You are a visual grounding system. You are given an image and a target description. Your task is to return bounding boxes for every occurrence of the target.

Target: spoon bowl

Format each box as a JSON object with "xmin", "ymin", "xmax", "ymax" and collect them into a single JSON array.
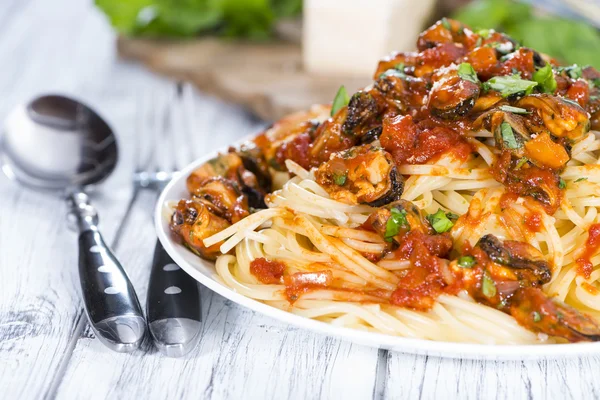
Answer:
[
  {"xmin": 1, "ymin": 95, "xmax": 117, "ymax": 191},
  {"xmin": 0, "ymin": 94, "xmax": 146, "ymax": 352}
]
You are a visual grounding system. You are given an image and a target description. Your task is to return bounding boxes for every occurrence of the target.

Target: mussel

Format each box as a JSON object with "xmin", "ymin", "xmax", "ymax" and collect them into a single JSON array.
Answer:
[
  {"xmin": 314, "ymin": 145, "xmax": 403, "ymax": 206},
  {"xmin": 170, "ymin": 199, "xmax": 231, "ymax": 261},
  {"xmin": 342, "ymin": 91, "xmax": 379, "ymax": 134},
  {"xmin": 456, "ymin": 234, "xmax": 600, "ymax": 342},
  {"xmin": 190, "ymin": 177, "xmax": 249, "ymax": 223},
  {"xmin": 428, "ymin": 66, "xmax": 480, "ymax": 119},
  {"xmin": 364, "ymin": 199, "xmax": 432, "ymax": 241},
  {"xmin": 476, "ymin": 235, "xmax": 552, "ymax": 285},
  {"xmin": 516, "ymin": 94, "xmax": 590, "ymax": 142}
]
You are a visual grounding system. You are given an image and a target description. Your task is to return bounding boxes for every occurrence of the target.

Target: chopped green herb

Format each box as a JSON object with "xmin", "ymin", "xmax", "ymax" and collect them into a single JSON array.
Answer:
[
  {"xmin": 457, "ymin": 62, "xmax": 479, "ymax": 84},
  {"xmin": 501, "ymin": 122, "xmax": 521, "ymax": 149},
  {"xmin": 575, "ymin": 177, "xmax": 588, "ymax": 183},
  {"xmin": 384, "ymin": 208, "xmax": 409, "ymax": 242},
  {"xmin": 394, "ymin": 63, "xmax": 405, "ymax": 71},
  {"xmin": 458, "ymin": 255, "xmax": 476, "ymax": 268},
  {"xmin": 499, "ymin": 105, "xmax": 531, "ymax": 115},
  {"xmin": 477, "ymin": 28, "xmax": 491, "ymax": 39},
  {"xmin": 559, "ymin": 178, "xmax": 566, "ymax": 189},
  {"xmin": 563, "ymin": 64, "xmax": 583, "ymax": 79},
  {"xmin": 515, "ymin": 157, "xmax": 528, "ymax": 169},
  {"xmin": 482, "ymin": 271, "xmax": 497, "ymax": 298},
  {"xmin": 488, "ymin": 41, "xmax": 513, "ymax": 55},
  {"xmin": 379, "ymin": 68, "xmax": 410, "ymax": 80},
  {"xmin": 483, "ymin": 74, "xmax": 538, "ymax": 98},
  {"xmin": 533, "ymin": 311, "xmax": 542, "ymax": 322},
  {"xmin": 446, "ymin": 212, "xmax": 459, "ymax": 221},
  {"xmin": 591, "ymin": 79, "xmax": 600, "ymax": 89},
  {"xmin": 333, "ymin": 172, "xmax": 347, "ymax": 186},
  {"xmin": 426, "ymin": 209, "xmax": 455, "ymax": 233},
  {"xmin": 441, "ymin": 17, "xmax": 452, "ymax": 30},
  {"xmin": 475, "ymin": 37, "xmax": 483, "ymax": 48},
  {"xmin": 331, "ymin": 86, "xmax": 350, "ymax": 116},
  {"xmin": 533, "ymin": 64, "xmax": 557, "ymax": 94}
]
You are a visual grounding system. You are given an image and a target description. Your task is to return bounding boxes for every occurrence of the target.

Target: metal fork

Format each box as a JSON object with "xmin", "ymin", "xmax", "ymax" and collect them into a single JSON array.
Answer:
[{"xmin": 134, "ymin": 83, "xmax": 202, "ymax": 358}]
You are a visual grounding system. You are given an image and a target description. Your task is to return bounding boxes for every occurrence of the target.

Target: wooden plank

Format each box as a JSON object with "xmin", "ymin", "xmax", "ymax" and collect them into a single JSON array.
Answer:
[
  {"xmin": 384, "ymin": 353, "xmax": 600, "ymax": 400},
  {"xmin": 53, "ymin": 83, "xmax": 380, "ymax": 400}
]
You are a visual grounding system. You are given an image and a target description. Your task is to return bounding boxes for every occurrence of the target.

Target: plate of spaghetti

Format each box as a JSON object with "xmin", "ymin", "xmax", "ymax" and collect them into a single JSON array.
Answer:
[{"xmin": 156, "ymin": 18, "xmax": 600, "ymax": 359}]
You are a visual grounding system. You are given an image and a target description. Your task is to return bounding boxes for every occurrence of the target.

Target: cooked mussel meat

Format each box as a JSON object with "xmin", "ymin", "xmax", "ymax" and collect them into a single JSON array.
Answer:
[
  {"xmin": 170, "ymin": 199, "xmax": 231, "ymax": 261},
  {"xmin": 428, "ymin": 65, "xmax": 480, "ymax": 119},
  {"xmin": 516, "ymin": 94, "xmax": 590, "ymax": 142},
  {"xmin": 314, "ymin": 145, "xmax": 403, "ymax": 206}
]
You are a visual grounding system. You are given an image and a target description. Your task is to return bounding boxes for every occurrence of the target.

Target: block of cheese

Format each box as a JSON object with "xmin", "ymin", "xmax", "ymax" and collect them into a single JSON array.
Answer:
[{"xmin": 303, "ymin": 0, "xmax": 436, "ymax": 77}]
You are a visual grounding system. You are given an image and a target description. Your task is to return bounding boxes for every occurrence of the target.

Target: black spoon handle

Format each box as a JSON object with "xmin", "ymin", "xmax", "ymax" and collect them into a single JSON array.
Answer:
[
  {"xmin": 147, "ymin": 239, "xmax": 202, "ymax": 357},
  {"xmin": 69, "ymin": 192, "xmax": 146, "ymax": 352}
]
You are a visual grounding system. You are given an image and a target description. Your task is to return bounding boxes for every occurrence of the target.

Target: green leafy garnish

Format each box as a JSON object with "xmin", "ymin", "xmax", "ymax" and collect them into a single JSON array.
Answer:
[
  {"xmin": 515, "ymin": 157, "xmax": 528, "ymax": 169},
  {"xmin": 458, "ymin": 255, "xmax": 476, "ymax": 268},
  {"xmin": 499, "ymin": 105, "xmax": 531, "ymax": 114},
  {"xmin": 559, "ymin": 178, "xmax": 566, "ymax": 189},
  {"xmin": 426, "ymin": 209, "xmax": 455, "ymax": 233},
  {"xmin": 441, "ymin": 17, "xmax": 452, "ymax": 30},
  {"xmin": 384, "ymin": 208, "xmax": 409, "ymax": 242},
  {"xmin": 532, "ymin": 311, "xmax": 542, "ymax": 322},
  {"xmin": 477, "ymin": 28, "xmax": 492, "ymax": 39},
  {"xmin": 95, "ymin": 0, "xmax": 301, "ymax": 39},
  {"xmin": 457, "ymin": 63, "xmax": 479, "ymax": 84},
  {"xmin": 575, "ymin": 177, "xmax": 588, "ymax": 183},
  {"xmin": 333, "ymin": 172, "xmax": 347, "ymax": 186},
  {"xmin": 453, "ymin": 0, "xmax": 600, "ymax": 67},
  {"xmin": 533, "ymin": 64, "xmax": 557, "ymax": 94},
  {"xmin": 379, "ymin": 68, "xmax": 409, "ymax": 80},
  {"xmin": 482, "ymin": 271, "xmax": 497, "ymax": 298},
  {"xmin": 483, "ymin": 74, "xmax": 538, "ymax": 98},
  {"xmin": 501, "ymin": 122, "xmax": 521, "ymax": 149},
  {"xmin": 591, "ymin": 79, "xmax": 600, "ymax": 89},
  {"xmin": 331, "ymin": 86, "xmax": 350, "ymax": 116},
  {"xmin": 560, "ymin": 64, "xmax": 583, "ymax": 80}
]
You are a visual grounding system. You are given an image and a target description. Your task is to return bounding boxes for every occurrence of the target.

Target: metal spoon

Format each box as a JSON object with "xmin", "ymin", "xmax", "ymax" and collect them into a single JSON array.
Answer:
[{"xmin": 0, "ymin": 94, "xmax": 146, "ymax": 352}]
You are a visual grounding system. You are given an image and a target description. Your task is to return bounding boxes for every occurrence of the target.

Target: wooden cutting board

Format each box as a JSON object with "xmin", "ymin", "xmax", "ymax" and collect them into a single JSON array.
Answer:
[{"xmin": 117, "ymin": 36, "xmax": 370, "ymax": 121}]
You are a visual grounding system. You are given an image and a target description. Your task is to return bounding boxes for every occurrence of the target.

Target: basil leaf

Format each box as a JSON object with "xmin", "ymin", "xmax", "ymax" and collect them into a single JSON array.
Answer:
[
  {"xmin": 457, "ymin": 63, "xmax": 479, "ymax": 84},
  {"xmin": 501, "ymin": 122, "xmax": 521, "ymax": 149},
  {"xmin": 482, "ymin": 271, "xmax": 497, "ymax": 298},
  {"xmin": 426, "ymin": 209, "xmax": 455, "ymax": 233},
  {"xmin": 384, "ymin": 208, "xmax": 409, "ymax": 242},
  {"xmin": 458, "ymin": 255, "xmax": 476, "ymax": 268},
  {"xmin": 333, "ymin": 172, "xmax": 347, "ymax": 186},
  {"xmin": 533, "ymin": 64, "xmax": 557, "ymax": 94},
  {"xmin": 499, "ymin": 105, "xmax": 531, "ymax": 114},
  {"xmin": 483, "ymin": 74, "xmax": 538, "ymax": 98},
  {"xmin": 331, "ymin": 86, "xmax": 350, "ymax": 116},
  {"xmin": 559, "ymin": 178, "xmax": 566, "ymax": 189}
]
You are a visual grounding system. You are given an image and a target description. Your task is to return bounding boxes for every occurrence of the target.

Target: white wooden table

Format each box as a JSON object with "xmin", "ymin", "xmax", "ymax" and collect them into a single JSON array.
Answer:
[{"xmin": 2, "ymin": 1, "xmax": 600, "ymax": 398}]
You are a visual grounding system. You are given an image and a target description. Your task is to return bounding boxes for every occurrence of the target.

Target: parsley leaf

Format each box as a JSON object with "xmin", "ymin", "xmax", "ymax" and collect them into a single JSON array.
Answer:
[
  {"xmin": 483, "ymin": 74, "xmax": 538, "ymax": 98},
  {"xmin": 441, "ymin": 17, "xmax": 452, "ymax": 30},
  {"xmin": 575, "ymin": 177, "xmax": 588, "ymax": 183},
  {"xmin": 333, "ymin": 172, "xmax": 347, "ymax": 186},
  {"xmin": 559, "ymin": 178, "xmax": 566, "ymax": 189},
  {"xmin": 482, "ymin": 271, "xmax": 497, "ymax": 298},
  {"xmin": 331, "ymin": 86, "xmax": 350, "ymax": 116},
  {"xmin": 499, "ymin": 105, "xmax": 531, "ymax": 114},
  {"xmin": 501, "ymin": 122, "xmax": 521, "ymax": 149},
  {"xmin": 457, "ymin": 63, "xmax": 479, "ymax": 84},
  {"xmin": 458, "ymin": 255, "xmax": 476, "ymax": 268},
  {"xmin": 426, "ymin": 209, "xmax": 455, "ymax": 233},
  {"xmin": 515, "ymin": 157, "xmax": 528, "ymax": 169},
  {"xmin": 384, "ymin": 208, "xmax": 409, "ymax": 242},
  {"xmin": 533, "ymin": 64, "xmax": 557, "ymax": 94},
  {"xmin": 533, "ymin": 311, "xmax": 542, "ymax": 322},
  {"xmin": 477, "ymin": 28, "xmax": 492, "ymax": 39}
]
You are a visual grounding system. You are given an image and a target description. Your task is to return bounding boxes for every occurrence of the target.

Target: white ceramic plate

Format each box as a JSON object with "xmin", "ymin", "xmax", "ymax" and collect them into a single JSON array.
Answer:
[{"xmin": 155, "ymin": 146, "xmax": 600, "ymax": 360}]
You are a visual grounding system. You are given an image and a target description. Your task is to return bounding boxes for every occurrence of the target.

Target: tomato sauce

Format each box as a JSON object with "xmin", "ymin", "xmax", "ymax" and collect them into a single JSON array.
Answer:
[
  {"xmin": 524, "ymin": 212, "xmax": 543, "ymax": 232},
  {"xmin": 250, "ymin": 258, "xmax": 285, "ymax": 284},
  {"xmin": 576, "ymin": 224, "xmax": 600, "ymax": 279}
]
